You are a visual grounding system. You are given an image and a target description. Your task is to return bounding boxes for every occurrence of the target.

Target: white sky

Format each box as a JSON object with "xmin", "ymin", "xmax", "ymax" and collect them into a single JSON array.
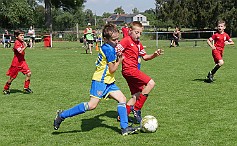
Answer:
[{"xmin": 84, "ymin": 0, "xmax": 156, "ymax": 16}]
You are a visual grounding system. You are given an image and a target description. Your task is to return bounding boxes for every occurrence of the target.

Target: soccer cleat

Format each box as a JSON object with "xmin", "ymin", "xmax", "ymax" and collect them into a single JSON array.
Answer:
[
  {"xmin": 206, "ymin": 71, "xmax": 214, "ymax": 83},
  {"xmin": 121, "ymin": 126, "xmax": 140, "ymax": 136},
  {"xmin": 23, "ymin": 88, "xmax": 33, "ymax": 94},
  {"xmin": 3, "ymin": 90, "xmax": 10, "ymax": 95},
  {"xmin": 132, "ymin": 108, "xmax": 142, "ymax": 124},
  {"xmin": 53, "ymin": 110, "xmax": 64, "ymax": 130}
]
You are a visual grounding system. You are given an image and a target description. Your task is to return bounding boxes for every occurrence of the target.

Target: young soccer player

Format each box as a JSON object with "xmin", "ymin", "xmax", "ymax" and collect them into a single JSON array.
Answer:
[
  {"xmin": 206, "ymin": 20, "xmax": 234, "ymax": 83},
  {"xmin": 3, "ymin": 29, "xmax": 33, "ymax": 95},
  {"xmin": 53, "ymin": 23, "xmax": 140, "ymax": 136},
  {"xmin": 116, "ymin": 21, "xmax": 164, "ymax": 123}
]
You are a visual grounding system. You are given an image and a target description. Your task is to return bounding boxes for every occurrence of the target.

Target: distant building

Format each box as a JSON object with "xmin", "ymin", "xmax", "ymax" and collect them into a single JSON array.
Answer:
[{"xmin": 106, "ymin": 14, "xmax": 149, "ymax": 26}]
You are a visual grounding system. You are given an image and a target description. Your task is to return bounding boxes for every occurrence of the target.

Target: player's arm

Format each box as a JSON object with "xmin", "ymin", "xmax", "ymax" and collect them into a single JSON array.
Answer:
[
  {"xmin": 108, "ymin": 55, "xmax": 123, "ymax": 74},
  {"xmin": 17, "ymin": 42, "xmax": 27, "ymax": 54},
  {"xmin": 142, "ymin": 49, "xmax": 164, "ymax": 61},
  {"xmin": 207, "ymin": 37, "xmax": 216, "ymax": 50},
  {"xmin": 225, "ymin": 39, "xmax": 234, "ymax": 45}
]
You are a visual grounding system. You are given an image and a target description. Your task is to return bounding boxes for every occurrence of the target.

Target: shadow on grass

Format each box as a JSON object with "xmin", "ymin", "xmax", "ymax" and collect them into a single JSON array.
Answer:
[
  {"xmin": 9, "ymin": 89, "xmax": 24, "ymax": 94},
  {"xmin": 192, "ymin": 78, "xmax": 214, "ymax": 83},
  {"xmin": 52, "ymin": 110, "xmax": 120, "ymax": 135}
]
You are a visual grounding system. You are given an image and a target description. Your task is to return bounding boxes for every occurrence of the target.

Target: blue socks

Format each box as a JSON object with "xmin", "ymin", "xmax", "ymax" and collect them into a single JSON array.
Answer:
[
  {"xmin": 60, "ymin": 102, "xmax": 89, "ymax": 119},
  {"xmin": 117, "ymin": 102, "xmax": 128, "ymax": 129}
]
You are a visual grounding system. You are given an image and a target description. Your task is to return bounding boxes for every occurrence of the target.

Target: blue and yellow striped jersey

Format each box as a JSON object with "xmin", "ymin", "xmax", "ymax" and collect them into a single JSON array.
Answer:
[{"xmin": 92, "ymin": 43, "xmax": 117, "ymax": 84}]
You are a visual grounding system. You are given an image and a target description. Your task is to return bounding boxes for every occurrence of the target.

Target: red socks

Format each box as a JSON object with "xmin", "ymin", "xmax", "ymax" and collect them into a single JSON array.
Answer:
[
  {"xmin": 24, "ymin": 80, "xmax": 30, "ymax": 89},
  {"xmin": 134, "ymin": 94, "xmax": 148, "ymax": 111},
  {"xmin": 4, "ymin": 82, "xmax": 11, "ymax": 90}
]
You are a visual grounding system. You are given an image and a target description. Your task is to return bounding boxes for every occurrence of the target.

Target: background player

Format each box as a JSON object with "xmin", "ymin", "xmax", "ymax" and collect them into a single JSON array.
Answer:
[
  {"xmin": 206, "ymin": 20, "xmax": 234, "ymax": 83},
  {"xmin": 3, "ymin": 29, "xmax": 33, "ymax": 95}
]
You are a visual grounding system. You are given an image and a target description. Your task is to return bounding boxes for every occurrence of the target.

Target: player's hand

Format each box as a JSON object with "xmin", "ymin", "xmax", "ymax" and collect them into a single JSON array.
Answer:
[
  {"xmin": 224, "ymin": 41, "xmax": 229, "ymax": 45},
  {"xmin": 155, "ymin": 49, "xmax": 164, "ymax": 56},
  {"xmin": 211, "ymin": 46, "xmax": 216, "ymax": 50},
  {"xmin": 23, "ymin": 42, "xmax": 27, "ymax": 47}
]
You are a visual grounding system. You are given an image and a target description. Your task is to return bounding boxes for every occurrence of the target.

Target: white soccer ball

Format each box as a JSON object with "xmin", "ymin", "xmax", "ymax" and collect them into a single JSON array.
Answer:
[{"xmin": 141, "ymin": 115, "xmax": 158, "ymax": 133}]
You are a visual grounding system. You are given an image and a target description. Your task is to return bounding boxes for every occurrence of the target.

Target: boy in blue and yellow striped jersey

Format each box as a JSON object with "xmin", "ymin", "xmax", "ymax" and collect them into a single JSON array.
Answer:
[{"xmin": 53, "ymin": 23, "xmax": 140, "ymax": 136}]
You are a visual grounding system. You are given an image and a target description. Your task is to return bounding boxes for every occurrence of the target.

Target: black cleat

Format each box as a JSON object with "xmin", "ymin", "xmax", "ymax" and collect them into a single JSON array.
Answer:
[
  {"xmin": 121, "ymin": 126, "xmax": 140, "ymax": 136},
  {"xmin": 23, "ymin": 88, "xmax": 33, "ymax": 94},
  {"xmin": 206, "ymin": 71, "xmax": 214, "ymax": 83},
  {"xmin": 53, "ymin": 110, "xmax": 64, "ymax": 130},
  {"xmin": 132, "ymin": 107, "xmax": 142, "ymax": 124},
  {"xmin": 3, "ymin": 90, "xmax": 10, "ymax": 95},
  {"xmin": 117, "ymin": 116, "xmax": 133, "ymax": 123}
]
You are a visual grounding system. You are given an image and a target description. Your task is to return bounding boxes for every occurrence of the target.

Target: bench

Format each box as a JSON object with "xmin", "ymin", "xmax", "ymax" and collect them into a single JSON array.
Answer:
[
  {"xmin": 24, "ymin": 35, "xmax": 42, "ymax": 42},
  {"xmin": 179, "ymin": 39, "xmax": 207, "ymax": 47}
]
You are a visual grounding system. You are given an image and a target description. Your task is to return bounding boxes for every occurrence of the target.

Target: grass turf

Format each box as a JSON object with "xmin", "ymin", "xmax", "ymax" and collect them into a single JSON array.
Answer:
[{"xmin": 0, "ymin": 39, "xmax": 236, "ymax": 145}]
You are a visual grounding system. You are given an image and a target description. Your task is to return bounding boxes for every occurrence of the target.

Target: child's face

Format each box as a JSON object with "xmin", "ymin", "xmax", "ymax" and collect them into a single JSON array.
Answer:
[
  {"xmin": 217, "ymin": 23, "xmax": 226, "ymax": 33},
  {"xmin": 16, "ymin": 33, "xmax": 24, "ymax": 42},
  {"xmin": 130, "ymin": 26, "xmax": 143, "ymax": 42},
  {"xmin": 107, "ymin": 32, "xmax": 119, "ymax": 48}
]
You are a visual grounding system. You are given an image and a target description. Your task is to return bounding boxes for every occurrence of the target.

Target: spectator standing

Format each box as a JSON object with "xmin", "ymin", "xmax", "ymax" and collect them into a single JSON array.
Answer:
[
  {"xmin": 84, "ymin": 23, "xmax": 94, "ymax": 54},
  {"xmin": 3, "ymin": 30, "xmax": 12, "ymax": 48},
  {"xmin": 28, "ymin": 26, "xmax": 35, "ymax": 48}
]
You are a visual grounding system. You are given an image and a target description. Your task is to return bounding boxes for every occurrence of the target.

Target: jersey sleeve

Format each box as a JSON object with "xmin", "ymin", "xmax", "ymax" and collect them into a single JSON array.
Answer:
[
  {"xmin": 102, "ymin": 45, "xmax": 116, "ymax": 63},
  {"xmin": 14, "ymin": 41, "xmax": 23, "ymax": 53},
  {"xmin": 138, "ymin": 43, "xmax": 146, "ymax": 56}
]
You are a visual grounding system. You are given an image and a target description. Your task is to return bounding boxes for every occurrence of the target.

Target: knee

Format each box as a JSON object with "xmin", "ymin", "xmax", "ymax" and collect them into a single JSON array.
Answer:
[
  {"xmin": 218, "ymin": 60, "xmax": 224, "ymax": 66},
  {"xmin": 88, "ymin": 102, "xmax": 97, "ymax": 110},
  {"xmin": 147, "ymin": 79, "xmax": 155, "ymax": 88}
]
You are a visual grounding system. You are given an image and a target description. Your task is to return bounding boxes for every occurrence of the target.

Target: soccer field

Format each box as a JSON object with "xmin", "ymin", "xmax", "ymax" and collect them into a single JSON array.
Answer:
[{"xmin": 0, "ymin": 39, "xmax": 236, "ymax": 145}]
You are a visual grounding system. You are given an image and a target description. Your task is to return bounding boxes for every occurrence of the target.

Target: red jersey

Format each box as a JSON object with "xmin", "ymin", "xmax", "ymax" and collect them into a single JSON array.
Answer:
[
  {"xmin": 11, "ymin": 40, "xmax": 26, "ymax": 66},
  {"xmin": 209, "ymin": 32, "xmax": 231, "ymax": 50},
  {"xmin": 118, "ymin": 36, "xmax": 146, "ymax": 75},
  {"xmin": 121, "ymin": 27, "xmax": 129, "ymax": 38}
]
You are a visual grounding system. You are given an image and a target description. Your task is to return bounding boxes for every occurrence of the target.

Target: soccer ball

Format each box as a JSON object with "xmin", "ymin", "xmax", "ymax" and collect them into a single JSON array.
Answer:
[{"xmin": 141, "ymin": 115, "xmax": 158, "ymax": 133}]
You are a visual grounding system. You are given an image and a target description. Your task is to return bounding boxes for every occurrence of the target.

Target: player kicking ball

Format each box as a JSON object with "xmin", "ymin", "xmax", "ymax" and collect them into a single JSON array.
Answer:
[{"xmin": 53, "ymin": 23, "xmax": 140, "ymax": 136}]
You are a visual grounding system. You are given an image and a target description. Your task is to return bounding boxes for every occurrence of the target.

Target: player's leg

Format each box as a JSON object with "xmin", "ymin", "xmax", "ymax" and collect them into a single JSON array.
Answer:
[
  {"xmin": 207, "ymin": 50, "xmax": 223, "ymax": 82},
  {"xmin": 3, "ymin": 77, "xmax": 15, "ymax": 95},
  {"xmin": 110, "ymin": 89, "xmax": 140, "ymax": 135},
  {"xmin": 54, "ymin": 97, "xmax": 99, "ymax": 130},
  {"xmin": 3, "ymin": 66, "xmax": 19, "ymax": 95},
  {"xmin": 21, "ymin": 62, "xmax": 33, "ymax": 93}
]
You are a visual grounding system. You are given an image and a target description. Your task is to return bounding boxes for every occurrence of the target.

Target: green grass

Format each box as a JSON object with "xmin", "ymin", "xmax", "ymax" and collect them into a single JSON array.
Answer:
[{"xmin": 0, "ymin": 39, "xmax": 237, "ymax": 145}]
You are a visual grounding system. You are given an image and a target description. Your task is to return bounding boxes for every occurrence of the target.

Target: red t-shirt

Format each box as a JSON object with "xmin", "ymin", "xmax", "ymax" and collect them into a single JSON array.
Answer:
[
  {"xmin": 118, "ymin": 36, "xmax": 146, "ymax": 75},
  {"xmin": 209, "ymin": 32, "xmax": 231, "ymax": 50},
  {"xmin": 121, "ymin": 27, "xmax": 129, "ymax": 38},
  {"xmin": 11, "ymin": 40, "xmax": 25, "ymax": 66}
]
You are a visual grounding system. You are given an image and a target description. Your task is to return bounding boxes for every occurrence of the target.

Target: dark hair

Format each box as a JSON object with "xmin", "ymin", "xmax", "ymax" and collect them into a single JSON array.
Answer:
[
  {"xmin": 14, "ymin": 29, "xmax": 25, "ymax": 37},
  {"xmin": 102, "ymin": 23, "xmax": 119, "ymax": 39}
]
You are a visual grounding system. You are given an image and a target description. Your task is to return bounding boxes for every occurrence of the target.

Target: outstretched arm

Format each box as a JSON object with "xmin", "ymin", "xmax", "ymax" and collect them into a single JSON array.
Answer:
[{"xmin": 142, "ymin": 49, "xmax": 164, "ymax": 61}]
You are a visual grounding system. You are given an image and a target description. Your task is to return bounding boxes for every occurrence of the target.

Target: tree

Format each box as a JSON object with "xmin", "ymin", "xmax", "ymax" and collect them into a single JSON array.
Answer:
[
  {"xmin": 114, "ymin": 6, "xmax": 125, "ymax": 14},
  {"xmin": 0, "ymin": 0, "xmax": 34, "ymax": 29},
  {"xmin": 132, "ymin": 8, "xmax": 140, "ymax": 14}
]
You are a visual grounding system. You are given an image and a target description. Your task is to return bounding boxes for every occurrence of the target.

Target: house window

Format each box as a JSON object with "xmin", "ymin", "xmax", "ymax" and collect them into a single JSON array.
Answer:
[
  {"xmin": 140, "ymin": 17, "xmax": 143, "ymax": 21},
  {"xmin": 137, "ymin": 17, "xmax": 139, "ymax": 21}
]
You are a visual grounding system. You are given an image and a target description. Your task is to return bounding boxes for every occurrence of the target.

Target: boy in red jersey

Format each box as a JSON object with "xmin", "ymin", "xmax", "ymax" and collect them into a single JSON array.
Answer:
[
  {"xmin": 121, "ymin": 23, "xmax": 129, "ymax": 38},
  {"xmin": 117, "ymin": 21, "xmax": 164, "ymax": 123},
  {"xmin": 206, "ymin": 20, "xmax": 234, "ymax": 83},
  {"xmin": 3, "ymin": 30, "xmax": 33, "ymax": 95}
]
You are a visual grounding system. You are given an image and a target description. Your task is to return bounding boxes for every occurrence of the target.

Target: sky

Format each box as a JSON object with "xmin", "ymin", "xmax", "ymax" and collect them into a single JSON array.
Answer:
[{"xmin": 84, "ymin": 0, "xmax": 156, "ymax": 16}]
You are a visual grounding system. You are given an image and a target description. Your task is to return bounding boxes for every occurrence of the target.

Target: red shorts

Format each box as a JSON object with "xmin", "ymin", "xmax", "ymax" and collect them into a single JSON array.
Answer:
[
  {"xmin": 212, "ymin": 49, "xmax": 223, "ymax": 64},
  {"xmin": 6, "ymin": 61, "xmax": 31, "ymax": 78},
  {"xmin": 122, "ymin": 70, "xmax": 151, "ymax": 95}
]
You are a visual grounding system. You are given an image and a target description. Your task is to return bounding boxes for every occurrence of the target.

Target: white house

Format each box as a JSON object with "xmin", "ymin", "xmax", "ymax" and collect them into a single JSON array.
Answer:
[{"xmin": 106, "ymin": 14, "xmax": 149, "ymax": 26}]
